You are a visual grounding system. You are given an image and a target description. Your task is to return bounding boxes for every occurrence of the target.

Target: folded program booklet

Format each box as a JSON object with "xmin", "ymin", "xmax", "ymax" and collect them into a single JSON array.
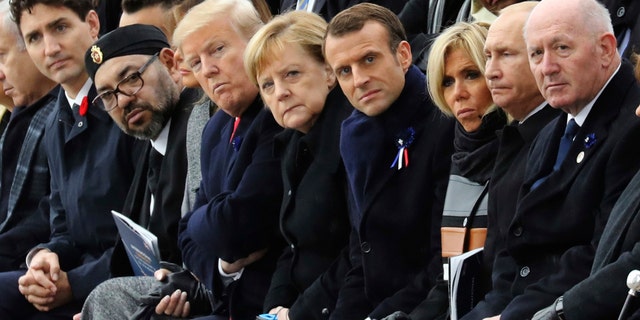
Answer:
[{"xmin": 111, "ymin": 210, "xmax": 161, "ymax": 276}]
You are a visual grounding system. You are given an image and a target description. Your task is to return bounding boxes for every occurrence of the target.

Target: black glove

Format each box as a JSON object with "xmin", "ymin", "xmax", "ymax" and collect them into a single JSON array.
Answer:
[
  {"xmin": 380, "ymin": 311, "xmax": 413, "ymax": 320},
  {"xmin": 532, "ymin": 298, "xmax": 563, "ymax": 320},
  {"xmin": 131, "ymin": 264, "xmax": 216, "ymax": 320}
]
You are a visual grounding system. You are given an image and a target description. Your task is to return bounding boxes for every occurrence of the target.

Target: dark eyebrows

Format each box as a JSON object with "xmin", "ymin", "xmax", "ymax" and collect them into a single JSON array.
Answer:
[
  {"xmin": 24, "ymin": 17, "xmax": 68, "ymax": 41},
  {"xmin": 46, "ymin": 18, "xmax": 67, "ymax": 31},
  {"xmin": 360, "ymin": 49, "xmax": 378, "ymax": 60},
  {"xmin": 96, "ymin": 64, "xmax": 138, "ymax": 92},
  {"xmin": 117, "ymin": 65, "xmax": 138, "ymax": 80}
]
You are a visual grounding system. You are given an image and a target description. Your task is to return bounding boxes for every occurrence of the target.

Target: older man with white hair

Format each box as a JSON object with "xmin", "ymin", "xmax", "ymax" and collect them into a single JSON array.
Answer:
[{"xmin": 471, "ymin": 0, "xmax": 640, "ymax": 319}]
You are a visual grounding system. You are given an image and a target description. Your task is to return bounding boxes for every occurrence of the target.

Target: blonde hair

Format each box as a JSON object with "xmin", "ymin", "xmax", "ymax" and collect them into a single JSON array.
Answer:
[
  {"xmin": 427, "ymin": 21, "xmax": 490, "ymax": 116},
  {"xmin": 173, "ymin": 0, "xmax": 263, "ymax": 49},
  {"xmin": 244, "ymin": 10, "xmax": 327, "ymax": 87}
]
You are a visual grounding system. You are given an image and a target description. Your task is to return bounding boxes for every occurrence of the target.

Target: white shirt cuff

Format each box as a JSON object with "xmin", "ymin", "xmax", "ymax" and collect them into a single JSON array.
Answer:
[
  {"xmin": 218, "ymin": 259, "xmax": 244, "ymax": 280},
  {"xmin": 25, "ymin": 247, "xmax": 49, "ymax": 268}
]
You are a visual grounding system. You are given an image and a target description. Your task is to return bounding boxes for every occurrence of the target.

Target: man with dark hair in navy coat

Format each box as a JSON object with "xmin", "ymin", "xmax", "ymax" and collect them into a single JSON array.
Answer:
[
  {"xmin": 323, "ymin": 3, "xmax": 455, "ymax": 320},
  {"xmin": 0, "ymin": 0, "xmax": 141, "ymax": 319}
]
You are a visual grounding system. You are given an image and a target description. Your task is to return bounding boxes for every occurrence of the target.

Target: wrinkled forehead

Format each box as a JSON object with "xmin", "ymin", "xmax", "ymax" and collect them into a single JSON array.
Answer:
[
  {"xmin": 19, "ymin": 4, "xmax": 82, "ymax": 32},
  {"xmin": 181, "ymin": 19, "xmax": 242, "ymax": 58},
  {"xmin": 486, "ymin": 13, "xmax": 528, "ymax": 50}
]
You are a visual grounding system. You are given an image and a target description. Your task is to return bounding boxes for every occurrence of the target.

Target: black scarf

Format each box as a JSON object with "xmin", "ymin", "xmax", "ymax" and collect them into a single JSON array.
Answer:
[{"xmin": 451, "ymin": 108, "xmax": 507, "ymax": 183}]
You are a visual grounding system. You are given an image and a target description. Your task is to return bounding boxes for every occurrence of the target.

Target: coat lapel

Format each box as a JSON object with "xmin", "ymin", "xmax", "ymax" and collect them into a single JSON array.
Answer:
[
  {"xmin": 0, "ymin": 94, "xmax": 56, "ymax": 230},
  {"xmin": 520, "ymin": 63, "xmax": 633, "ymax": 207}
]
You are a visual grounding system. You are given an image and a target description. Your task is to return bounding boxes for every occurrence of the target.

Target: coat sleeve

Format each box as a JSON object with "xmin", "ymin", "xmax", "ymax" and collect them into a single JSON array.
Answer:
[
  {"xmin": 179, "ymin": 112, "xmax": 283, "ymax": 288},
  {"xmin": 263, "ymin": 248, "xmax": 299, "ymax": 312},
  {"xmin": 462, "ymin": 249, "xmax": 518, "ymax": 319},
  {"xmin": 40, "ymin": 167, "xmax": 81, "ymax": 270},
  {"xmin": 329, "ymin": 230, "xmax": 372, "ymax": 320},
  {"xmin": 502, "ymin": 114, "xmax": 640, "ymax": 320},
  {"xmin": 288, "ymin": 246, "xmax": 352, "ymax": 320},
  {"xmin": 562, "ymin": 245, "xmax": 640, "ymax": 319}
]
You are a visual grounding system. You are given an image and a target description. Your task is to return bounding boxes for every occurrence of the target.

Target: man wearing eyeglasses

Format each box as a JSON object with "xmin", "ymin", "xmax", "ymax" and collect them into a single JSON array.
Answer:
[
  {"xmin": 0, "ymin": 0, "xmax": 142, "ymax": 319},
  {"xmin": 85, "ymin": 23, "xmax": 198, "ymax": 277}
]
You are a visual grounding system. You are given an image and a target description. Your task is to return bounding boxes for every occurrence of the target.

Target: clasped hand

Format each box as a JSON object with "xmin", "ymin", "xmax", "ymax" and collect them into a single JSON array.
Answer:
[{"xmin": 18, "ymin": 249, "xmax": 72, "ymax": 312}]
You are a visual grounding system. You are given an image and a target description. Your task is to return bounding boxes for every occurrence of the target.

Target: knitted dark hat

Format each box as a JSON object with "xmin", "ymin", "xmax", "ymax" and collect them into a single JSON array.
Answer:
[{"xmin": 85, "ymin": 24, "xmax": 169, "ymax": 79}]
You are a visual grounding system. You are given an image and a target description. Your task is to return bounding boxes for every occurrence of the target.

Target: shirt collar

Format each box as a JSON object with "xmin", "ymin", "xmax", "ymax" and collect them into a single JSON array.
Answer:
[
  {"xmin": 150, "ymin": 118, "xmax": 172, "ymax": 156},
  {"xmin": 64, "ymin": 78, "xmax": 93, "ymax": 109},
  {"xmin": 520, "ymin": 101, "xmax": 548, "ymax": 124},
  {"xmin": 569, "ymin": 62, "xmax": 621, "ymax": 127}
]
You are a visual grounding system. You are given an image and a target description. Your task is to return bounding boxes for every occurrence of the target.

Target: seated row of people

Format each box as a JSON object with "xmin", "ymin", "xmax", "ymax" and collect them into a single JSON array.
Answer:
[{"xmin": 1, "ymin": 0, "xmax": 640, "ymax": 320}]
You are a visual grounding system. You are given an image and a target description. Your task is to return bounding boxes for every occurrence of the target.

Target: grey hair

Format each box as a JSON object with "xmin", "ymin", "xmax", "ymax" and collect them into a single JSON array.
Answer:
[
  {"xmin": 524, "ymin": 0, "xmax": 613, "ymax": 40},
  {"xmin": 0, "ymin": 1, "xmax": 25, "ymax": 51},
  {"xmin": 581, "ymin": 0, "xmax": 613, "ymax": 36}
]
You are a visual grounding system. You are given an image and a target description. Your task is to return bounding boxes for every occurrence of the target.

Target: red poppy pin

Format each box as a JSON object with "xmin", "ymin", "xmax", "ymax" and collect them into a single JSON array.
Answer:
[{"xmin": 79, "ymin": 96, "xmax": 88, "ymax": 116}]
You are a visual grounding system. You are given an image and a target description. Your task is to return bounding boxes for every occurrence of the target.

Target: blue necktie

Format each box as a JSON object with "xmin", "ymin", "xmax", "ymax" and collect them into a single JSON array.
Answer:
[
  {"xmin": 553, "ymin": 119, "xmax": 579, "ymax": 171},
  {"xmin": 531, "ymin": 119, "xmax": 579, "ymax": 190},
  {"xmin": 297, "ymin": 0, "xmax": 309, "ymax": 10}
]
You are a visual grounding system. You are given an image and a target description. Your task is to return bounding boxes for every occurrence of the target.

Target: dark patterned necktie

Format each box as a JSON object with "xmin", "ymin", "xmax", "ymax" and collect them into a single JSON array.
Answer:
[
  {"xmin": 147, "ymin": 148, "xmax": 163, "ymax": 200},
  {"xmin": 552, "ymin": 119, "xmax": 579, "ymax": 171},
  {"xmin": 531, "ymin": 119, "xmax": 580, "ymax": 190}
]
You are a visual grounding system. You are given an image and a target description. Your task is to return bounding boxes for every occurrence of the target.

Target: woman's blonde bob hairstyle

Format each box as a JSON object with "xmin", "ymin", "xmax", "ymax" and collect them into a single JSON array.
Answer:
[
  {"xmin": 426, "ymin": 21, "xmax": 493, "ymax": 117},
  {"xmin": 244, "ymin": 10, "xmax": 328, "ymax": 87}
]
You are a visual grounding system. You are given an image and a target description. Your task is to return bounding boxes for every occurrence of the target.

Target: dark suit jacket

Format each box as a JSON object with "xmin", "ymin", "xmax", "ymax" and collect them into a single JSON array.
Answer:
[
  {"xmin": 178, "ymin": 97, "xmax": 284, "ymax": 320},
  {"xmin": 263, "ymin": 88, "xmax": 352, "ymax": 320},
  {"xmin": 0, "ymin": 88, "xmax": 57, "ymax": 271},
  {"xmin": 110, "ymin": 88, "xmax": 198, "ymax": 276},
  {"xmin": 483, "ymin": 106, "xmax": 561, "ymax": 274},
  {"xmin": 39, "ymin": 84, "xmax": 142, "ymax": 301},
  {"xmin": 557, "ymin": 168, "xmax": 640, "ymax": 319},
  {"xmin": 278, "ymin": 0, "xmax": 407, "ymax": 19},
  {"xmin": 467, "ymin": 62, "xmax": 640, "ymax": 320},
  {"xmin": 601, "ymin": 0, "xmax": 640, "ymax": 59},
  {"xmin": 330, "ymin": 66, "xmax": 455, "ymax": 320}
]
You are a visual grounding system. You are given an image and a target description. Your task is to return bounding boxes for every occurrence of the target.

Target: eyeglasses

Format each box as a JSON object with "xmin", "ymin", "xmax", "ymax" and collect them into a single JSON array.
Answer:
[{"xmin": 93, "ymin": 53, "xmax": 159, "ymax": 112}]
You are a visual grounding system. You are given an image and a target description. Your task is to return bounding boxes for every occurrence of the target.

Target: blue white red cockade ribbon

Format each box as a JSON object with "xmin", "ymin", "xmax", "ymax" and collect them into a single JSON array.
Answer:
[{"xmin": 390, "ymin": 127, "xmax": 415, "ymax": 170}]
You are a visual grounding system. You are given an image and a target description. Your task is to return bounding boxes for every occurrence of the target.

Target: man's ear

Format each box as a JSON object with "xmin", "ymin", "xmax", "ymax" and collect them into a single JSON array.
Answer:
[
  {"xmin": 396, "ymin": 40, "xmax": 412, "ymax": 72},
  {"xmin": 86, "ymin": 10, "xmax": 101, "ymax": 41},
  {"xmin": 599, "ymin": 32, "xmax": 618, "ymax": 68},
  {"xmin": 159, "ymin": 47, "xmax": 181, "ymax": 84}
]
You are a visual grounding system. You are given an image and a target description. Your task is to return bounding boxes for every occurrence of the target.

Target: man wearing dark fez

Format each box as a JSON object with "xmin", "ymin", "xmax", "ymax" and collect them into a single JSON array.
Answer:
[
  {"xmin": 85, "ymin": 24, "xmax": 198, "ymax": 278},
  {"xmin": 74, "ymin": 24, "xmax": 198, "ymax": 320}
]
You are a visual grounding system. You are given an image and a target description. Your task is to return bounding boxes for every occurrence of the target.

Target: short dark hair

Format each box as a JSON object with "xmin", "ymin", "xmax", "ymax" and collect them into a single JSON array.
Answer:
[
  {"xmin": 121, "ymin": 0, "xmax": 178, "ymax": 13},
  {"xmin": 325, "ymin": 3, "xmax": 406, "ymax": 54},
  {"xmin": 10, "ymin": 0, "xmax": 97, "ymax": 26}
]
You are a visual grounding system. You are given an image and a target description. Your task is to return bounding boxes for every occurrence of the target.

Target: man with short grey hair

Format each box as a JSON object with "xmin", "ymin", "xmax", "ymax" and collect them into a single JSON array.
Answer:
[
  {"xmin": 475, "ymin": 0, "xmax": 640, "ymax": 319},
  {"xmin": 0, "ymin": 0, "xmax": 57, "ymax": 272}
]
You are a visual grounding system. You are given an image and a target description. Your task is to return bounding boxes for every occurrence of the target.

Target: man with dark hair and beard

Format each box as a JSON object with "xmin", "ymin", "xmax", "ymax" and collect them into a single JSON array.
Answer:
[{"xmin": 85, "ymin": 23, "xmax": 198, "ymax": 277}]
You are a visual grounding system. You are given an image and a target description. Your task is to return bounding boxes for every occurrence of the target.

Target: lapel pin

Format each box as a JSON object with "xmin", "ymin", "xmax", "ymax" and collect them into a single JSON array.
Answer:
[{"xmin": 576, "ymin": 151, "xmax": 585, "ymax": 163}]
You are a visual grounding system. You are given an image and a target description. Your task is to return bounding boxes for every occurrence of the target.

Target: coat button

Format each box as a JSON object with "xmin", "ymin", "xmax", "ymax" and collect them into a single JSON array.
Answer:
[
  {"xmin": 520, "ymin": 266, "xmax": 530, "ymax": 277},
  {"xmin": 290, "ymin": 244, "xmax": 295, "ymax": 251},
  {"xmin": 78, "ymin": 121, "xmax": 83, "ymax": 127},
  {"xmin": 321, "ymin": 308, "xmax": 329, "ymax": 315},
  {"xmin": 361, "ymin": 242, "xmax": 371, "ymax": 253},
  {"xmin": 513, "ymin": 226, "xmax": 523, "ymax": 237},
  {"xmin": 287, "ymin": 189, "xmax": 292, "ymax": 196},
  {"xmin": 617, "ymin": 6, "xmax": 625, "ymax": 17}
]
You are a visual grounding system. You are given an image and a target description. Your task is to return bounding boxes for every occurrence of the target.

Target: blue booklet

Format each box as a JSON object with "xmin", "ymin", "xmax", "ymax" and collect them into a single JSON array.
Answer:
[{"xmin": 111, "ymin": 210, "xmax": 161, "ymax": 276}]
